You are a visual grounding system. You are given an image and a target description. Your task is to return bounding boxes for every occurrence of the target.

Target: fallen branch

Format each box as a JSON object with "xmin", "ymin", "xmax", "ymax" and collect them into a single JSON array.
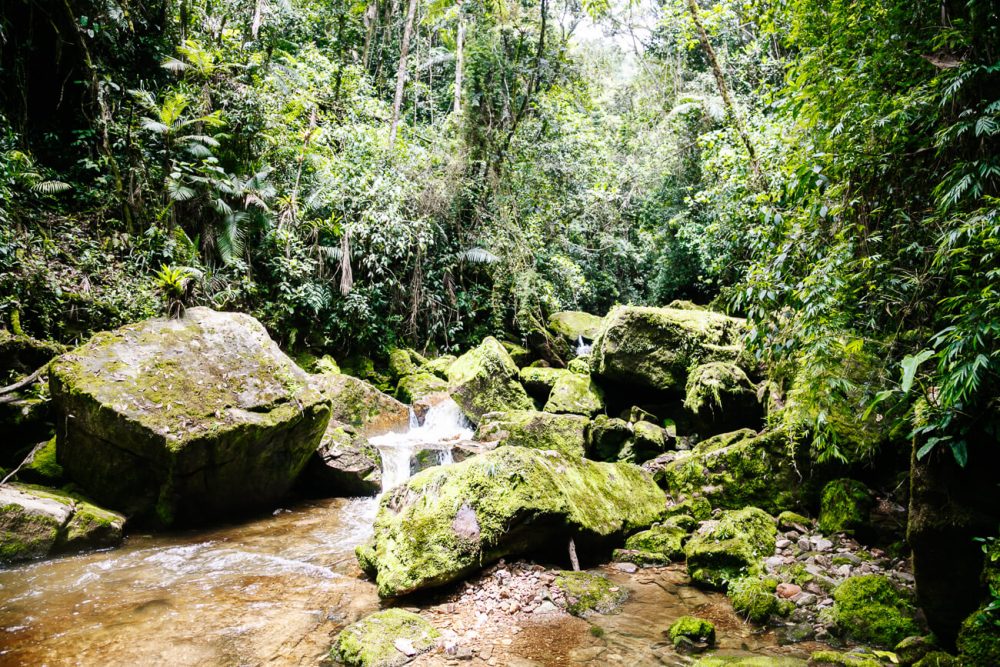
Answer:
[
  {"xmin": 0, "ymin": 363, "xmax": 48, "ymax": 396},
  {"xmin": 568, "ymin": 536, "xmax": 580, "ymax": 571}
]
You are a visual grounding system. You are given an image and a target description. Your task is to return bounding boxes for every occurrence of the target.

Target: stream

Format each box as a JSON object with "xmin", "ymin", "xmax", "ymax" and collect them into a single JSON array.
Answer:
[{"xmin": 0, "ymin": 398, "xmax": 817, "ymax": 666}]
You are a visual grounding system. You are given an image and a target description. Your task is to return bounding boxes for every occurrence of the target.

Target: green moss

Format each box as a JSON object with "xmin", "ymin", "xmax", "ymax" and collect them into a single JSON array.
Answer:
[
  {"xmin": 956, "ymin": 606, "xmax": 1000, "ymax": 666},
  {"xmin": 543, "ymin": 372, "xmax": 604, "ymax": 416},
  {"xmin": 620, "ymin": 420, "xmax": 669, "ymax": 463},
  {"xmin": 619, "ymin": 523, "xmax": 688, "ymax": 563},
  {"xmin": 668, "ymin": 616, "xmax": 716, "ymax": 647},
  {"xmin": 777, "ymin": 511, "xmax": 812, "ymax": 530},
  {"xmin": 395, "ymin": 372, "xmax": 448, "ymax": 404},
  {"xmin": 692, "ymin": 658, "xmax": 807, "ymax": 667},
  {"xmin": 548, "ymin": 311, "xmax": 604, "ymax": 342},
  {"xmin": 567, "ymin": 358, "xmax": 590, "ymax": 374},
  {"xmin": 728, "ymin": 576, "xmax": 791, "ymax": 623},
  {"xmin": 475, "ymin": 410, "xmax": 588, "ymax": 457},
  {"xmin": 388, "ymin": 348, "xmax": 420, "ymax": 380},
  {"xmin": 912, "ymin": 652, "xmax": 960, "ymax": 667},
  {"xmin": 893, "ymin": 635, "xmax": 937, "ymax": 666},
  {"xmin": 501, "ymin": 341, "xmax": 531, "ymax": 367},
  {"xmin": 519, "ymin": 366, "xmax": 568, "ymax": 395},
  {"xmin": 553, "ymin": 571, "xmax": 628, "ymax": 615},
  {"xmin": 808, "ymin": 650, "xmax": 884, "ymax": 667},
  {"xmin": 315, "ymin": 373, "xmax": 409, "ymax": 436},
  {"xmin": 685, "ymin": 507, "xmax": 777, "ymax": 590},
  {"xmin": 819, "ymin": 479, "xmax": 873, "ymax": 534},
  {"xmin": 314, "ymin": 354, "xmax": 341, "ymax": 374},
  {"xmin": 586, "ymin": 415, "xmax": 633, "ymax": 461},
  {"xmin": 664, "ymin": 497, "xmax": 712, "ymax": 521},
  {"xmin": 357, "ymin": 446, "xmax": 665, "ymax": 597},
  {"xmin": 831, "ymin": 575, "xmax": 920, "ymax": 647},
  {"xmin": 421, "ymin": 355, "xmax": 455, "ymax": 379},
  {"xmin": 655, "ymin": 428, "xmax": 810, "ymax": 515},
  {"xmin": 446, "ymin": 336, "xmax": 533, "ymax": 422},
  {"xmin": 683, "ymin": 361, "xmax": 759, "ymax": 422},
  {"xmin": 331, "ymin": 608, "xmax": 440, "ymax": 667},
  {"xmin": 20, "ymin": 437, "xmax": 64, "ymax": 483}
]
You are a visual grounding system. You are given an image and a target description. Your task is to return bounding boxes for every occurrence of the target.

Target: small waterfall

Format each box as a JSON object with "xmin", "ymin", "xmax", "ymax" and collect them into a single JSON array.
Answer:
[
  {"xmin": 575, "ymin": 335, "xmax": 592, "ymax": 357},
  {"xmin": 368, "ymin": 397, "xmax": 472, "ymax": 491}
]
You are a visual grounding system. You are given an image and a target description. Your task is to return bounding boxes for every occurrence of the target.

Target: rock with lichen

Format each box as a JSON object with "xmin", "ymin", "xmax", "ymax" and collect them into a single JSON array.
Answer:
[
  {"xmin": 684, "ymin": 507, "xmax": 778, "ymax": 590},
  {"xmin": 684, "ymin": 361, "xmax": 762, "ymax": 434},
  {"xmin": 297, "ymin": 420, "xmax": 382, "ymax": 497},
  {"xmin": 331, "ymin": 608, "xmax": 439, "ymax": 667},
  {"xmin": 313, "ymin": 373, "xmax": 409, "ymax": 437},
  {"xmin": 819, "ymin": 479, "xmax": 873, "ymax": 535},
  {"xmin": 668, "ymin": 616, "xmax": 716, "ymax": 649},
  {"xmin": 0, "ymin": 482, "xmax": 124, "ymax": 562},
  {"xmin": 49, "ymin": 308, "xmax": 331, "ymax": 526},
  {"xmin": 446, "ymin": 337, "xmax": 533, "ymax": 423},
  {"xmin": 475, "ymin": 410, "xmax": 588, "ymax": 457},
  {"xmin": 619, "ymin": 420, "xmax": 672, "ymax": 464},
  {"xmin": 394, "ymin": 372, "xmax": 448, "ymax": 404},
  {"xmin": 727, "ymin": 575, "xmax": 793, "ymax": 623},
  {"xmin": 612, "ymin": 522, "xmax": 688, "ymax": 565},
  {"xmin": 831, "ymin": 575, "xmax": 921, "ymax": 647},
  {"xmin": 552, "ymin": 570, "xmax": 628, "ymax": 615},
  {"xmin": 547, "ymin": 311, "xmax": 604, "ymax": 343},
  {"xmin": 543, "ymin": 372, "xmax": 604, "ymax": 416},
  {"xmin": 519, "ymin": 366, "xmax": 569, "ymax": 402},
  {"xmin": 356, "ymin": 446, "xmax": 664, "ymax": 597},
  {"xmin": 590, "ymin": 305, "xmax": 746, "ymax": 393}
]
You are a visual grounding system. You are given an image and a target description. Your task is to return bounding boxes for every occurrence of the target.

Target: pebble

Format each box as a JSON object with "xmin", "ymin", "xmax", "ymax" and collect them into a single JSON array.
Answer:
[
  {"xmin": 612, "ymin": 562, "xmax": 638, "ymax": 573},
  {"xmin": 793, "ymin": 592, "xmax": 817, "ymax": 606},
  {"xmin": 811, "ymin": 537, "xmax": 834, "ymax": 552},
  {"xmin": 776, "ymin": 539, "xmax": 792, "ymax": 549},
  {"xmin": 797, "ymin": 538, "xmax": 811, "ymax": 551},
  {"xmin": 533, "ymin": 601, "xmax": 558, "ymax": 614},
  {"xmin": 776, "ymin": 583, "xmax": 801, "ymax": 598}
]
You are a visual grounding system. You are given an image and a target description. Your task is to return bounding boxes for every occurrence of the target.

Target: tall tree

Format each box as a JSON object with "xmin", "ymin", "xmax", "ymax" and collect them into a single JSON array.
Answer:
[
  {"xmin": 389, "ymin": 0, "xmax": 419, "ymax": 145},
  {"xmin": 453, "ymin": 0, "xmax": 465, "ymax": 115}
]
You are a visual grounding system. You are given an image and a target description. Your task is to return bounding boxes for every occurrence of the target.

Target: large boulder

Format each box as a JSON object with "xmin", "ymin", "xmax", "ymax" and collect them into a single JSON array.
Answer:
[
  {"xmin": 331, "ymin": 608, "xmax": 440, "ymax": 667},
  {"xmin": 518, "ymin": 366, "xmax": 568, "ymax": 402},
  {"xmin": 446, "ymin": 337, "xmax": 533, "ymax": 422},
  {"xmin": 543, "ymin": 372, "xmax": 604, "ymax": 416},
  {"xmin": 653, "ymin": 428, "xmax": 810, "ymax": 515},
  {"xmin": 683, "ymin": 362, "xmax": 762, "ymax": 434},
  {"xmin": 684, "ymin": 507, "xmax": 777, "ymax": 590},
  {"xmin": 356, "ymin": 446, "xmax": 665, "ymax": 597},
  {"xmin": 819, "ymin": 478, "xmax": 873, "ymax": 535},
  {"xmin": 297, "ymin": 420, "xmax": 382, "ymax": 497},
  {"xmin": 831, "ymin": 575, "xmax": 921, "ymax": 647},
  {"xmin": 590, "ymin": 306, "xmax": 746, "ymax": 394},
  {"xmin": 395, "ymin": 372, "xmax": 448, "ymax": 404},
  {"xmin": 49, "ymin": 308, "xmax": 331, "ymax": 526},
  {"xmin": 475, "ymin": 410, "xmax": 588, "ymax": 457},
  {"xmin": 547, "ymin": 311, "xmax": 603, "ymax": 343},
  {"xmin": 313, "ymin": 373, "xmax": 409, "ymax": 437},
  {"xmin": 0, "ymin": 482, "xmax": 124, "ymax": 562}
]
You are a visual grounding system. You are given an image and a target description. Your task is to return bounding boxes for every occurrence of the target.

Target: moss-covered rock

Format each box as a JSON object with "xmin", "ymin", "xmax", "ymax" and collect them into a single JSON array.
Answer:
[
  {"xmin": 331, "ymin": 608, "xmax": 440, "ymax": 667},
  {"xmin": 518, "ymin": 366, "xmax": 568, "ymax": 403},
  {"xmin": 894, "ymin": 635, "xmax": 938, "ymax": 667},
  {"xmin": 475, "ymin": 410, "xmax": 588, "ymax": 457},
  {"xmin": 314, "ymin": 373, "xmax": 410, "ymax": 437},
  {"xmin": 567, "ymin": 357, "xmax": 590, "ymax": 374},
  {"xmin": 50, "ymin": 308, "xmax": 331, "ymax": 526},
  {"xmin": 590, "ymin": 305, "xmax": 746, "ymax": 393},
  {"xmin": 553, "ymin": 571, "xmax": 628, "ymax": 615},
  {"xmin": 613, "ymin": 522, "xmax": 687, "ymax": 565},
  {"xmin": 548, "ymin": 311, "xmax": 603, "ymax": 343},
  {"xmin": 446, "ymin": 337, "xmax": 533, "ymax": 423},
  {"xmin": 685, "ymin": 507, "xmax": 778, "ymax": 590},
  {"xmin": 586, "ymin": 415, "xmax": 633, "ymax": 461},
  {"xmin": 668, "ymin": 616, "xmax": 716, "ymax": 647},
  {"xmin": 912, "ymin": 652, "xmax": 960, "ymax": 667},
  {"xmin": 0, "ymin": 396, "xmax": 53, "ymax": 458},
  {"xmin": 395, "ymin": 372, "xmax": 448, "ymax": 404},
  {"xmin": 684, "ymin": 362, "xmax": 762, "ymax": 435},
  {"xmin": 655, "ymin": 428, "xmax": 810, "ymax": 515},
  {"xmin": 543, "ymin": 372, "xmax": 604, "ymax": 416},
  {"xmin": 819, "ymin": 479, "xmax": 873, "ymax": 535},
  {"xmin": 956, "ymin": 607, "xmax": 1000, "ymax": 666},
  {"xmin": 17, "ymin": 437, "xmax": 64, "ymax": 485},
  {"xmin": 695, "ymin": 658, "xmax": 806, "ymax": 667},
  {"xmin": 619, "ymin": 420, "xmax": 671, "ymax": 464},
  {"xmin": 297, "ymin": 420, "xmax": 382, "ymax": 497},
  {"xmin": 664, "ymin": 497, "xmax": 713, "ymax": 521},
  {"xmin": 421, "ymin": 355, "xmax": 456, "ymax": 380},
  {"xmin": 357, "ymin": 446, "xmax": 664, "ymax": 597},
  {"xmin": 808, "ymin": 650, "xmax": 884, "ymax": 667},
  {"xmin": 831, "ymin": 575, "xmax": 920, "ymax": 647},
  {"xmin": 501, "ymin": 341, "xmax": 532, "ymax": 367},
  {"xmin": 777, "ymin": 511, "xmax": 812, "ymax": 531},
  {"xmin": 728, "ymin": 575, "xmax": 792, "ymax": 623},
  {"xmin": 387, "ymin": 348, "xmax": 420, "ymax": 381},
  {"xmin": 0, "ymin": 329, "xmax": 67, "ymax": 379},
  {"xmin": 0, "ymin": 483, "xmax": 124, "ymax": 562},
  {"xmin": 341, "ymin": 354, "xmax": 393, "ymax": 392}
]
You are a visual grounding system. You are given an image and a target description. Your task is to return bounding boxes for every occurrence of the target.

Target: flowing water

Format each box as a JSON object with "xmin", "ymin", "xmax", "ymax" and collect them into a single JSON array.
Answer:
[
  {"xmin": 575, "ymin": 336, "xmax": 592, "ymax": 357},
  {"xmin": 0, "ymin": 398, "xmax": 812, "ymax": 666}
]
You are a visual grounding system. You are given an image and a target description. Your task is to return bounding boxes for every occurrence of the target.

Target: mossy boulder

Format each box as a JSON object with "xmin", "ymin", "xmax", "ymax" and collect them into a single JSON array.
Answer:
[
  {"xmin": 665, "ymin": 497, "xmax": 713, "ymax": 521},
  {"xmin": 590, "ymin": 305, "xmax": 746, "ymax": 393},
  {"xmin": 613, "ymin": 522, "xmax": 687, "ymax": 565},
  {"xmin": 388, "ymin": 348, "xmax": 427, "ymax": 382},
  {"xmin": 297, "ymin": 420, "xmax": 382, "ymax": 497},
  {"xmin": 548, "ymin": 311, "xmax": 603, "ymax": 343},
  {"xmin": 808, "ymin": 651, "xmax": 884, "ymax": 667},
  {"xmin": 619, "ymin": 420, "xmax": 672, "ymax": 464},
  {"xmin": 0, "ymin": 482, "xmax": 124, "ymax": 562},
  {"xmin": 395, "ymin": 372, "xmax": 448, "ymax": 404},
  {"xmin": 894, "ymin": 635, "xmax": 938, "ymax": 666},
  {"xmin": 695, "ymin": 659, "xmax": 806, "ymax": 667},
  {"xmin": 912, "ymin": 652, "xmax": 960, "ymax": 667},
  {"xmin": 356, "ymin": 446, "xmax": 664, "ymax": 597},
  {"xmin": 0, "ymin": 396, "xmax": 53, "ymax": 457},
  {"xmin": 331, "ymin": 608, "xmax": 439, "ymax": 667},
  {"xmin": 655, "ymin": 428, "xmax": 810, "ymax": 515},
  {"xmin": 777, "ymin": 511, "xmax": 813, "ymax": 531},
  {"xmin": 446, "ymin": 337, "xmax": 533, "ymax": 423},
  {"xmin": 0, "ymin": 329, "xmax": 67, "ymax": 379},
  {"xmin": 421, "ymin": 355, "xmax": 456, "ymax": 380},
  {"xmin": 518, "ymin": 366, "xmax": 568, "ymax": 402},
  {"xmin": 728, "ymin": 575, "xmax": 792, "ymax": 623},
  {"xmin": 341, "ymin": 354, "xmax": 393, "ymax": 392},
  {"xmin": 501, "ymin": 341, "xmax": 532, "ymax": 367},
  {"xmin": 956, "ymin": 607, "xmax": 1000, "ymax": 666},
  {"xmin": 831, "ymin": 575, "xmax": 920, "ymax": 647},
  {"xmin": 684, "ymin": 362, "xmax": 762, "ymax": 435},
  {"xmin": 587, "ymin": 415, "xmax": 633, "ymax": 461},
  {"xmin": 475, "ymin": 410, "xmax": 588, "ymax": 457},
  {"xmin": 543, "ymin": 372, "xmax": 604, "ymax": 416},
  {"xmin": 16, "ymin": 437, "xmax": 64, "ymax": 485},
  {"xmin": 685, "ymin": 507, "xmax": 778, "ymax": 590},
  {"xmin": 313, "ymin": 373, "xmax": 409, "ymax": 437},
  {"xmin": 819, "ymin": 479, "xmax": 873, "ymax": 535},
  {"xmin": 553, "ymin": 570, "xmax": 628, "ymax": 615},
  {"xmin": 49, "ymin": 308, "xmax": 331, "ymax": 526},
  {"xmin": 567, "ymin": 357, "xmax": 590, "ymax": 374},
  {"xmin": 669, "ymin": 616, "xmax": 716, "ymax": 648}
]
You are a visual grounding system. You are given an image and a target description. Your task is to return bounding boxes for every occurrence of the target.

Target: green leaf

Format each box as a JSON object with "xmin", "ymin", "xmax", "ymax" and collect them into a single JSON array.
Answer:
[
  {"xmin": 950, "ymin": 440, "xmax": 968, "ymax": 467},
  {"xmin": 900, "ymin": 349, "xmax": 935, "ymax": 395}
]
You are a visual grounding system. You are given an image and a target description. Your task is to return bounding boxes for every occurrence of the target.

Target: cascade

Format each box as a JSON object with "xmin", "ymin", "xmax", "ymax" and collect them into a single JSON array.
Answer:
[{"xmin": 575, "ymin": 335, "xmax": 593, "ymax": 356}]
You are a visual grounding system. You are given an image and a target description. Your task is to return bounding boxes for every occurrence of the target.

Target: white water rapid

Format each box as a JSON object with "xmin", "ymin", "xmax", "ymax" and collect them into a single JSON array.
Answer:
[
  {"xmin": 576, "ymin": 335, "xmax": 593, "ymax": 356},
  {"xmin": 368, "ymin": 397, "xmax": 473, "ymax": 491}
]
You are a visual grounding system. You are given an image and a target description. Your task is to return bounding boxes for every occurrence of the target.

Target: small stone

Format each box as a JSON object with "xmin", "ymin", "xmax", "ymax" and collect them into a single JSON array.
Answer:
[
  {"xmin": 793, "ymin": 592, "xmax": 817, "ymax": 606},
  {"xmin": 394, "ymin": 638, "xmax": 417, "ymax": 656},
  {"xmin": 776, "ymin": 539, "xmax": 792, "ymax": 549},
  {"xmin": 534, "ymin": 601, "xmax": 558, "ymax": 614},
  {"xmin": 613, "ymin": 562, "xmax": 639, "ymax": 573},
  {"xmin": 797, "ymin": 538, "xmax": 812, "ymax": 551},
  {"xmin": 812, "ymin": 537, "xmax": 833, "ymax": 551},
  {"xmin": 776, "ymin": 583, "xmax": 802, "ymax": 598}
]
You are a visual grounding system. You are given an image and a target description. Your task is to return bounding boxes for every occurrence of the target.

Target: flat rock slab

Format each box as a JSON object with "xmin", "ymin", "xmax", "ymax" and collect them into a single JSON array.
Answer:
[{"xmin": 50, "ymin": 307, "xmax": 330, "ymax": 525}]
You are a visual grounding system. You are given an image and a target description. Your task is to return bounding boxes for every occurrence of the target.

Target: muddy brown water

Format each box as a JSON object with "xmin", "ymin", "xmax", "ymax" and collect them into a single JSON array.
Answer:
[{"xmin": 0, "ymin": 494, "xmax": 820, "ymax": 667}]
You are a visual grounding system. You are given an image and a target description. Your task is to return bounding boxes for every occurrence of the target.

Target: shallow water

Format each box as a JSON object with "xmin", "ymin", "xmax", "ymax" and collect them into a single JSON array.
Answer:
[{"xmin": 0, "ymin": 497, "xmax": 381, "ymax": 666}]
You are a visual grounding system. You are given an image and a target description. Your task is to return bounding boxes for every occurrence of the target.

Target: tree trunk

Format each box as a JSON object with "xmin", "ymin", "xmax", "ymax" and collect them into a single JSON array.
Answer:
[
  {"xmin": 251, "ymin": 0, "xmax": 265, "ymax": 39},
  {"xmin": 684, "ymin": 0, "xmax": 762, "ymax": 184},
  {"xmin": 389, "ymin": 0, "xmax": 419, "ymax": 146},
  {"xmin": 453, "ymin": 0, "xmax": 465, "ymax": 115}
]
